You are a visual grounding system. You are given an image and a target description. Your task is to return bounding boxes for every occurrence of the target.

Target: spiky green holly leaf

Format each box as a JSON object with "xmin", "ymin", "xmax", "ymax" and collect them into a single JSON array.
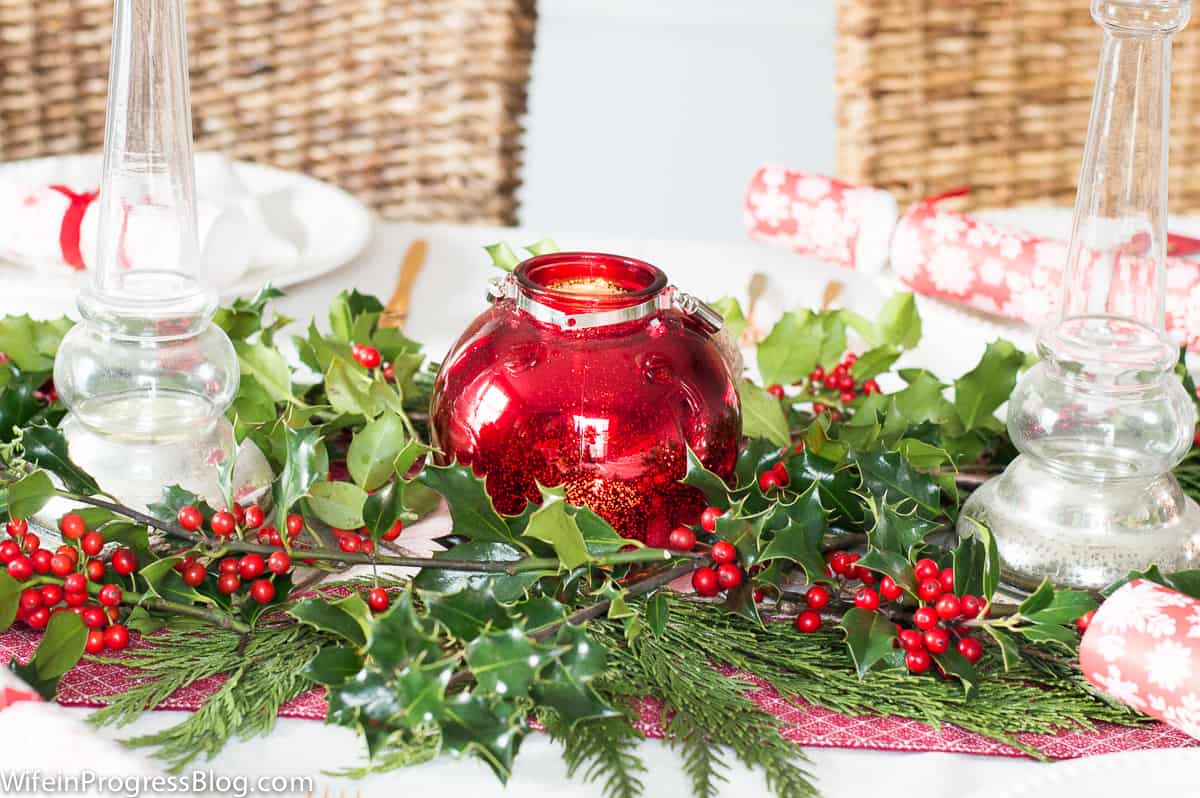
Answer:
[
  {"xmin": 0, "ymin": 315, "xmax": 72, "ymax": 372},
  {"xmin": 645, "ymin": 593, "xmax": 670, "ymax": 639},
  {"xmin": 347, "ymin": 413, "xmax": 409, "ymax": 491},
  {"xmin": 838, "ymin": 608, "xmax": 897, "ymax": 679},
  {"xmin": 865, "ymin": 499, "xmax": 939, "ymax": 558},
  {"xmin": 0, "ymin": 374, "xmax": 41, "ymax": 443},
  {"xmin": 466, "ymin": 627, "xmax": 553, "ymax": 699},
  {"xmin": 6, "ymin": 470, "xmax": 55, "ymax": 520},
  {"xmin": 856, "ymin": 450, "xmax": 942, "ymax": 518},
  {"xmin": 757, "ymin": 311, "xmax": 821, "ymax": 387},
  {"xmin": 522, "ymin": 493, "xmax": 591, "ymax": 571},
  {"xmin": 19, "ymin": 423, "xmax": 99, "ymax": 496},
  {"xmin": 413, "ymin": 542, "xmax": 543, "ymax": 604},
  {"xmin": 289, "ymin": 598, "xmax": 369, "ymax": 647},
  {"xmin": 272, "ymin": 425, "xmax": 325, "ymax": 518},
  {"xmin": 954, "ymin": 339, "xmax": 1024, "ymax": 431},
  {"xmin": 442, "ymin": 693, "xmax": 523, "ymax": 781},
  {"xmin": 425, "ymin": 588, "xmax": 512, "ymax": 641},
  {"xmin": 682, "ymin": 447, "xmax": 734, "ymax": 506},
  {"xmin": 0, "ymin": 573, "xmax": 20, "ymax": 634},
  {"xmin": 876, "ymin": 292, "xmax": 922, "ymax": 349},
  {"xmin": 737, "ymin": 381, "xmax": 791, "ymax": 448},
  {"xmin": 419, "ymin": 463, "xmax": 515, "ymax": 544},
  {"xmin": 303, "ymin": 646, "xmax": 365, "ymax": 687},
  {"xmin": 366, "ymin": 591, "xmax": 443, "ymax": 671},
  {"xmin": 932, "ymin": 649, "xmax": 980, "ymax": 697},
  {"xmin": 784, "ymin": 449, "xmax": 863, "ymax": 524},
  {"xmin": 757, "ymin": 487, "xmax": 832, "ymax": 584}
]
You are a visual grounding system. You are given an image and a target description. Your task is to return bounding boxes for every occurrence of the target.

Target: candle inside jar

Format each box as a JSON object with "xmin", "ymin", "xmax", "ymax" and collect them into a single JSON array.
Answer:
[{"xmin": 548, "ymin": 277, "xmax": 628, "ymax": 294}]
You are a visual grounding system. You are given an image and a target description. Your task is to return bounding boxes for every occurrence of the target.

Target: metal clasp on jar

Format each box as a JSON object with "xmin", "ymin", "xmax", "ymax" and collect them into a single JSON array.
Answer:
[{"xmin": 670, "ymin": 289, "xmax": 725, "ymax": 334}]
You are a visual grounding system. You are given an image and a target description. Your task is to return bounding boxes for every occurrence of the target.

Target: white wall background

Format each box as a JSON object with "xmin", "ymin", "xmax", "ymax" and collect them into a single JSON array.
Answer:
[{"xmin": 519, "ymin": 0, "xmax": 836, "ymax": 241}]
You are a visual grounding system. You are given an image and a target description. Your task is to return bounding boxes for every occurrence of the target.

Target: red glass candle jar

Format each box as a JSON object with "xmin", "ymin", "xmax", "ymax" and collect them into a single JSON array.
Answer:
[{"xmin": 430, "ymin": 252, "xmax": 741, "ymax": 547}]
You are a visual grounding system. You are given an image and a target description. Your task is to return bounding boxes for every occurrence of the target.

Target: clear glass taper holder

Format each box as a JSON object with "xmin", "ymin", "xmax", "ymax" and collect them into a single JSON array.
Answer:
[
  {"xmin": 958, "ymin": 0, "xmax": 1200, "ymax": 591},
  {"xmin": 52, "ymin": 0, "xmax": 241, "ymax": 509}
]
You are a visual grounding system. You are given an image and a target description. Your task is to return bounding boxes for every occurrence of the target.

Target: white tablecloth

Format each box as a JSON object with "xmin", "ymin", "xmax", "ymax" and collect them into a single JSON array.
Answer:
[{"xmin": 0, "ymin": 220, "xmax": 1183, "ymax": 798}]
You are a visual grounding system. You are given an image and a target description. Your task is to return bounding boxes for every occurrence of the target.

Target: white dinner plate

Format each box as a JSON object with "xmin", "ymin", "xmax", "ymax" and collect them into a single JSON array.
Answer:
[{"xmin": 0, "ymin": 154, "xmax": 372, "ymax": 304}]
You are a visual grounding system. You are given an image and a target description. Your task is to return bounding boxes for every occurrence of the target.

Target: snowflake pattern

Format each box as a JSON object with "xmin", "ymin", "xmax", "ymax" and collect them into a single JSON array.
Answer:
[
  {"xmin": 1090, "ymin": 664, "xmax": 1146, "ymax": 709},
  {"xmin": 1145, "ymin": 639, "xmax": 1193, "ymax": 692}
]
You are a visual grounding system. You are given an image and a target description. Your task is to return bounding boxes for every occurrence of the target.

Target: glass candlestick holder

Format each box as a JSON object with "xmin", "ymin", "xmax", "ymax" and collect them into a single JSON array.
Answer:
[
  {"xmin": 958, "ymin": 0, "xmax": 1200, "ymax": 591},
  {"xmin": 52, "ymin": 0, "xmax": 241, "ymax": 509}
]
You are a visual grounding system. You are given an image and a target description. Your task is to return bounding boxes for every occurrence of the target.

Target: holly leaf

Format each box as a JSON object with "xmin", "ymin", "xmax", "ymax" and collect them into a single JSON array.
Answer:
[
  {"xmin": 366, "ymin": 591, "xmax": 443, "ymax": 670},
  {"xmin": 857, "ymin": 549, "xmax": 918, "ymax": 596},
  {"xmin": 289, "ymin": 598, "xmax": 368, "ymax": 647},
  {"xmin": 850, "ymin": 345, "xmax": 902, "ymax": 381},
  {"xmin": 466, "ymin": 627, "xmax": 552, "ymax": 699},
  {"xmin": 856, "ymin": 450, "xmax": 942, "ymax": 518},
  {"xmin": 572, "ymin": 507, "xmax": 630, "ymax": 556},
  {"xmin": 709, "ymin": 297, "xmax": 749, "ymax": 344},
  {"xmin": 1020, "ymin": 579, "xmax": 1096, "ymax": 625},
  {"xmin": 757, "ymin": 311, "xmax": 821, "ymax": 387},
  {"xmin": 12, "ymin": 611, "xmax": 87, "ymax": 699},
  {"xmin": 932, "ymin": 649, "xmax": 979, "ymax": 697},
  {"xmin": 645, "ymin": 593, "xmax": 670, "ymax": 638},
  {"xmin": 442, "ymin": 693, "xmax": 522, "ymax": 781},
  {"xmin": 6, "ymin": 470, "xmax": 56, "ymax": 519},
  {"xmin": 272, "ymin": 426, "xmax": 325, "ymax": 518},
  {"xmin": 757, "ymin": 487, "xmax": 831, "ymax": 584},
  {"xmin": 325, "ymin": 358, "xmax": 376, "ymax": 418},
  {"xmin": 306, "ymin": 481, "xmax": 367, "ymax": 529},
  {"xmin": 1016, "ymin": 623, "xmax": 1077, "ymax": 646},
  {"xmin": 784, "ymin": 450, "xmax": 862, "ymax": 524},
  {"xmin": 19, "ymin": 423, "xmax": 100, "ymax": 496},
  {"xmin": 303, "ymin": 647, "xmax": 365, "ymax": 687},
  {"xmin": 147, "ymin": 485, "xmax": 213, "ymax": 526},
  {"xmin": 952, "ymin": 536, "xmax": 985, "ymax": 597},
  {"xmin": 413, "ymin": 542, "xmax": 543, "ymax": 604},
  {"xmin": 532, "ymin": 624, "xmax": 615, "ymax": 728},
  {"xmin": 876, "ymin": 292, "xmax": 922, "ymax": 349},
  {"xmin": 838, "ymin": 607, "xmax": 897, "ymax": 679},
  {"xmin": 954, "ymin": 340, "xmax": 1024, "ymax": 431},
  {"xmin": 959, "ymin": 516, "xmax": 1001, "ymax": 600},
  {"xmin": 737, "ymin": 381, "xmax": 790, "ymax": 448},
  {"xmin": 983, "ymin": 626, "xmax": 1020, "ymax": 671},
  {"xmin": 522, "ymin": 494, "xmax": 591, "ymax": 571},
  {"xmin": 419, "ymin": 463, "xmax": 514, "ymax": 544},
  {"xmin": 0, "ymin": 315, "xmax": 72, "ymax": 372},
  {"xmin": 0, "ymin": 573, "xmax": 20, "ymax": 633},
  {"xmin": 425, "ymin": 588, "xmax": 511, "ymax": 641},
  {"xmin": 0, "ymin": 375, "xmax": 41, "ymax": 443},
  {"xmin": 235, "ymin": 340, "xmax": 300, "ymax": 405},
  {"xmin": 681, "ymin": 447, "xmax": 733, "ymax": 506},
  {"xmin": 865, "ymin": 499, "xmax": 939, "ymax": 558},
  {"xmin": 362, "ymin": 478, "xmax": 405, "ymax": 540},
  {"xmin": 347, "ymin": 413, "xmax": 409, "ymax": 491}
]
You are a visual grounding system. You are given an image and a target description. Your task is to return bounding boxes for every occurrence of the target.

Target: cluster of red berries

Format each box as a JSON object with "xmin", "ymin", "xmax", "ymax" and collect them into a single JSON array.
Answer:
[
  {"xmin": 792, "ymin": 549, "xmax": 878, "ymax": 634},
  {"xmin": 3, "ymin": 515, "xmax": 130, "ymax": 652},
  {"xmin": 666, "ymin": 507, "xmax": 749, "ymax": 598},
  {"xmin": 765, "ymin": 353, "xmax": 882, "ymax": 421},
  {"xmin": 757, "ymin": 461, "xmax": 791, "ymax": 494},
  {"xmin": 351, "ymin": 343, "xmax": 382, "ymax": 370}
]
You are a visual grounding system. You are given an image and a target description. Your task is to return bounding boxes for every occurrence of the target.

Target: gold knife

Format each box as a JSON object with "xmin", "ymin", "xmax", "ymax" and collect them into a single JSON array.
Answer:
[{"xmin": 379, "ymin": 240, "xmax": 429, "ymax": 329}]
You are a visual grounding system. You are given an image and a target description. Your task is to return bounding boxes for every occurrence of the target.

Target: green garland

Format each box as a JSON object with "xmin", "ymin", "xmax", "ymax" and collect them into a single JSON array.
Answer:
[{"xmin": 0, "ymin": 247, "xmax": 1195, "ymax": 798}]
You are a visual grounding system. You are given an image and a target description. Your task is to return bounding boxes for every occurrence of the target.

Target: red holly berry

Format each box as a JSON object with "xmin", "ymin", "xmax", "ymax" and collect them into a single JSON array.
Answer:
[
  {"xmin": 286, "ymin": 514, "xmax": 304, "ymax": 539},
  {"xmin": 812, "ymin": 403, "xmax": 827, "ymax": 415},
  {"xmin": 809, "ymin": 366, "xmax": 825, "ymax": 383},
  {"xmin": 98, "ymin": 584, "xmax": 122, "ymax": 607},
  {"xmin": 858, "ymin": 569, "xmax": 876, "ymax": 586},
  {"xmin": 960, "ymin": 594, "xmax": 983, "ymax": 619},
  {"xmin": 795, "ymin": 610, "xmax": 822, "ymax": 633},
  {"xmin": 917, "ymin": 579, "xmax": 942, "ymax": 602},
  {"xmin": 5, "ymin": 518, "xmax": 26, "ymax": 538},
  {"xmin": 716, "ymin": 563, "xmax": 744, "ymax": 590},
  {"xmin": 805, "ymin": 584, "xmax": 830, "ymax": 610},
  {"xmin": 699, "ymin": 507, "xmax": 724, "ymax": 533},
  {"xmin": 7, "ymin": 556, "xmax": 32, "ymax": 581},
  {"xmin": 766, "ymin": 383, "xmax": 785, "ymax": 399},
  {"xmin": 957, "ymin": 636, "xmax": 984, "ymax": 663},
  {"xmin": 898, "ymin": 628, "xmax": 924, "ymax": 652},
  {"xmin": 360, "ymin": 536, "xmax": 375, "ymax": 555},
  {"xmin": 1076, "ymin": 610, "xmax": 1097, "ymax": 633},
  {"xmin": 758, "ymin": 469, "xmax": 782, "ymax": 492},
  {"xmin": 854, "ymin": 587, "xmax": 880, "ymax": 611},
  {"xmin": 25, "ymin": 607, "xmax": 49, "ymax": 630},
  {"xmin": 243, "ymin": 506, "xmax": 265, "ymax": 530},
  {"xmin": 839, "ymin": 390, "xmax": 857, "ymax": 404},
  {"xmin": 85, "ymin": 629, "xmax": 106, "ymax": 654},
  {"xmin": 250, "ymin": 579, "xmax": 275, "ymax": 604},
  {"xmin": 710, "ymin": 541, "xmax": 737, "ymax": 565},
  {"xmin": 56, "ymin": 545, "xmax": 78, "ymax": 563},
  {"xmin": 691, "ymin": 567, "xmax": 720, "ymax": 597},
  {"xmin": 239, "ymin": 554, "xmax": 265, "ymax": 580},
  {"xmin": 40, "ymin": 584, "xmax": 62, "ymax": 607},
  {"xmin": 80, "ymin": 531, "xmax": 105, "ymax": 557},
  {"xmin": 63, "ymin": 573, "xmax": 87, "ymax": 594},
  {"xmin": 182, "ymin": 563, "xmax": 207, "ymax": 587},
  {"xmin": 59, "ymin": 513, "xmax": 86, "ymax": 540},
  {"xmin": 229, "ymin": 502, "xmax": 245, "ymax": 527},
  {"xmin": 352, "ymin": 344, "xmax": 382, "ymax": 369},
  {"xmin": 177, "ymin": 505, "xmax": 203, "ymax": 531},
  {"xmin": 938, "ymin": 568, "xmax": 955, "ymax": 594},
  {"xmin": 0, "ymin": 540, "xmax": 17, "ymax": 565},
  {"xmin": 18, "ymin": 588, "xmax": 41, "ymax": 613},
  {"xmin": 923, "ymin": 626, "xmax": 951, "ymax": 654},
  {"xmin": 105, "ymin": 547, "xmax": 135, "ymax": 576},
  {"xmin": 772, "ymin": 463, "xmax": 791, "ymax": 487},
  {"xmin": 844, "ymin": 552, "xmax": 864, "ymax": 581},
  {"xmin": 913, "ymin": 606, "xmax": 939, "ymax": 630},
  {"xmin": 20, "ymin": 533, "xmax": 38, "ymax": 554},
  {"xmin": 667, "ymin": 527, "xmax": 696, "ymax": 552},
  {"xmin": 210, "ymin": 511, "xmax": 236, "ymax": 538},
  {"xmin": 906, "ymin": 649, "xmax": 932, "ymax": 673},
  {"xmin": 862, "ymin": 379, "xmax": 880, "ymax": 395},
  {"xmin": 64, "ymin": 591, "xmax": 87, "ymax": 608},
  {"xmin": 81, "ymin": 605, "xmax": 106, "ymax": 629},
  {"xmin": 217, "ymin": 574, "xmax": 241, "ymax": 595},
  {"xmin": 338, "ymin": 534, "xmax": 361, "ymax": 553},
  {"xmin": 382, "ymin": 520, "xmax": 404, "ymax": 542},
  {"xmin": 913, "ymin": 558, "xmax": 939, "ymax": 581},
  {"xmin": 843, "ymin": 353, "xmax": 858, "ymax": 367},
  {"xmin": 219, "ymin": 557, "xmax": 241, "ymax": 575},
  {"xmin": 382, "ymin": 362, "xmax": 396, "ymax": 382},
  {"xmin": 879, "ymin": 575, "xmax": 903, "ymax": 601},
  {"xmin": 30, "ymin": 549, "xmax": 51, "ymax": 575},
  {"xmin": 794, "ymin": 440, "xmax": 805, "ymax": 453},
  {"xmin": 934, "ymin": 594, "xmax": 962, "ymax": 621},
  {"xmin": 828, "ymin": 551, "xmax": 851, "ymax": 575},
  {"xmin": 104, "ymin": 625, "xmax": 129, "ymax": 651},
  {"xmin": 367, "ymin": 587, "xmax": 390, "ymax": 613},
  {"xmin": 267, "ymin": 551, "xmax": 291, "ymax": 575},
  {"xmin": 46, "ymin": 554, "xmax": 71, "ymax": 578}
]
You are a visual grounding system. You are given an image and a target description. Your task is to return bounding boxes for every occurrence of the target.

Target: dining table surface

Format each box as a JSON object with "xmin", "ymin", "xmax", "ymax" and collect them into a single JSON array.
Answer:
[{"xmin": 1, "ymin": 217, "xmax": 1195, "ymax": 798}]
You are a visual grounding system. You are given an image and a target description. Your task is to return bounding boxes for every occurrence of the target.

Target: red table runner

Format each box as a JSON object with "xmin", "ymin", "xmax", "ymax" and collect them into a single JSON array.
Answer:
[{"xmin": 3, "ymin": 626, "xmax": 1195, "ymax": 759}]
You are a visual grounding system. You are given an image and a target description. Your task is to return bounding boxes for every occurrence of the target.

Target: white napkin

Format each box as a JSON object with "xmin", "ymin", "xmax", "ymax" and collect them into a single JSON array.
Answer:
[{"xmin": 0, "ymin": 153, "xmax": 299, "ymax": 288}]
